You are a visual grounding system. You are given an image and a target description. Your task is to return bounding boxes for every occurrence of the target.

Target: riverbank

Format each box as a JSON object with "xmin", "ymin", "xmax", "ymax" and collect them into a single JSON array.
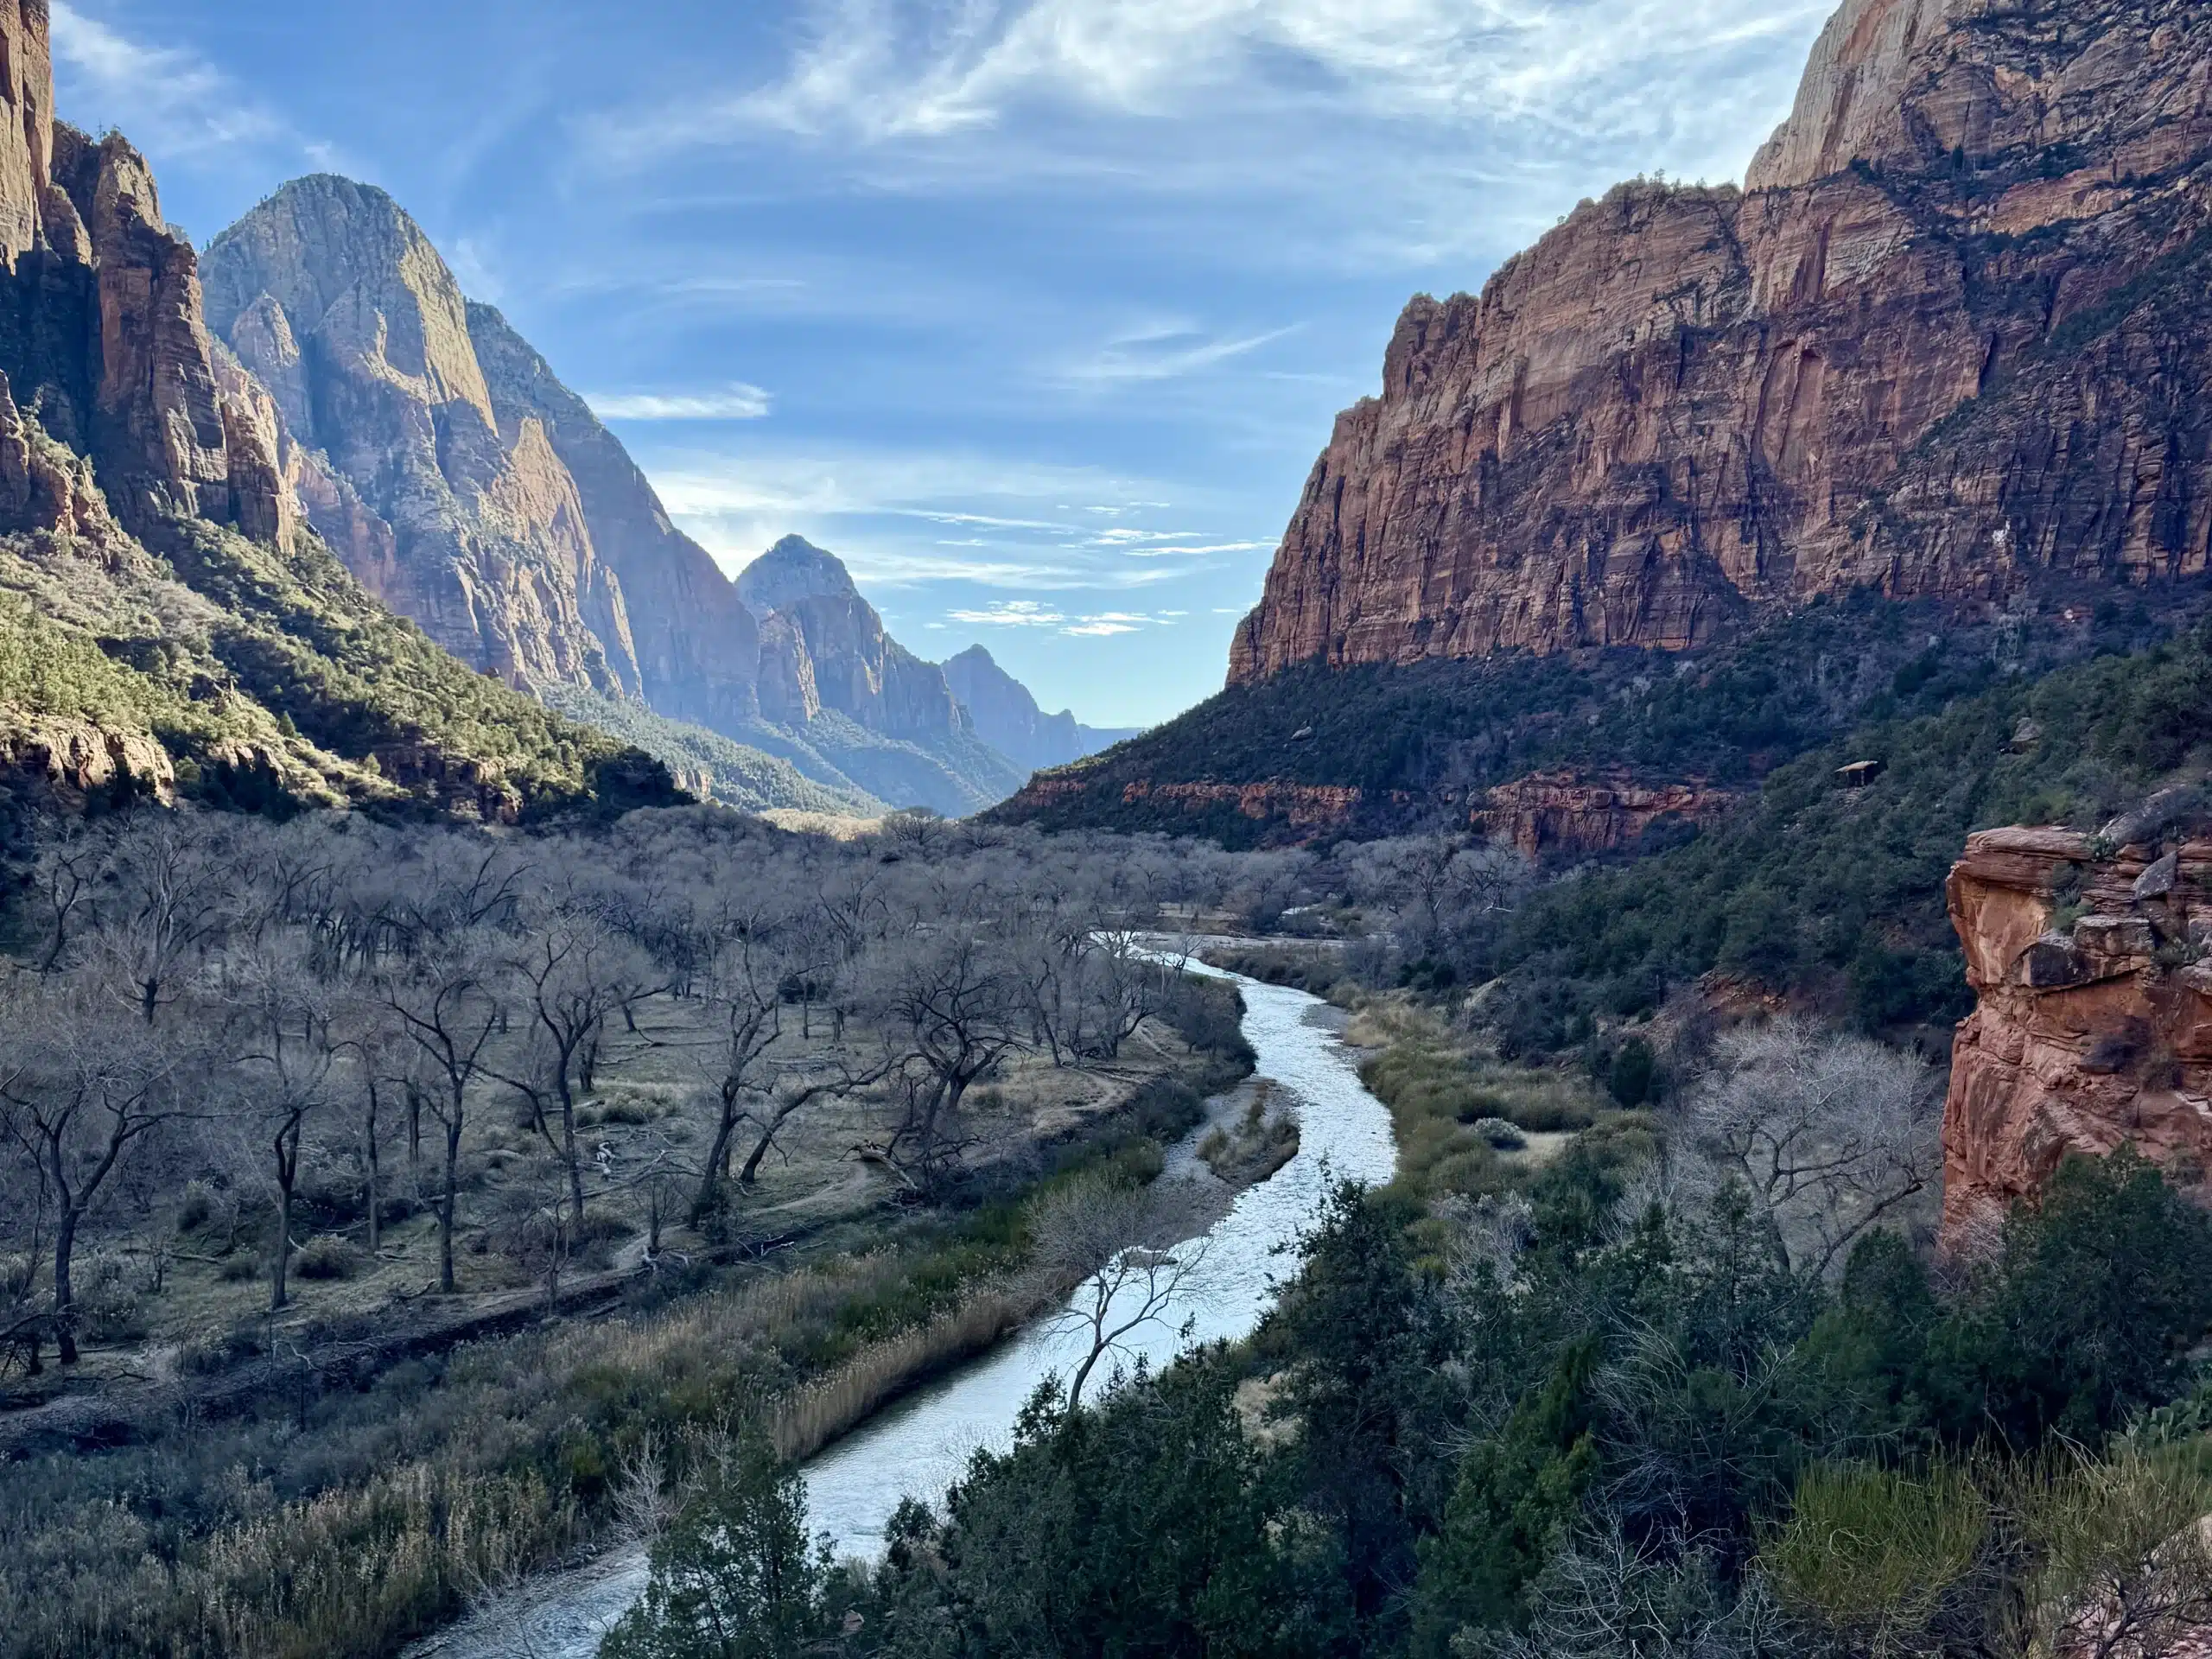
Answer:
[
  {"xmin": 0, "ymin": 996, "xmax": 1250, "ymax": 1659},
  {"xmin": 415, "ymin": 965, "xmax": 1401, "ymax": 1659}
]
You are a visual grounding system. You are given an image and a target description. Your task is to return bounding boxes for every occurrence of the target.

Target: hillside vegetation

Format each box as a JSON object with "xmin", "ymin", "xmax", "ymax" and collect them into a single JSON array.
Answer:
[{"xmin": 994, "ymin": 588, "xmax": 2198, "ymax": 846}]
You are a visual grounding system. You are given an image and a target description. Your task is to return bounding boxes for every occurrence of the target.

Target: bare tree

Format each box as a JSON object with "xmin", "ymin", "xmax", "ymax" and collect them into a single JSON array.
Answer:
[
  {"xmin": 84, "ymin": 819, "xmax": 232, "ymax": 1022},
  {"xmin": 1684, "ymin": 1016, "xmax": 1940, "ymax": 1276},
  {"xmin": 863, "ymin": 930, "xmax": 1024, "ymax": 1199},
  {"xmin": 225, "ymin": 942, "xmax": 344, "ymax": 1312},
  {"xmin": 499, "ymin": 914, "xmax": 651, "ymax": 1230},
  {"xmin": 1345, "ymin": 835, "xmax": 1527, "ymax": 963},
  {"xmin": 0, "ymin": 978, "xmax": 186, "ymax": 1361},
  {"xmin": 1031, "ymin": 1173, "xmax": 1214, "ymax": 1410},
  {"xmin": 686, "ymin": 917, "xmax": 790, "ymax": 1226},
  {"xmin": 373, "ymin": 931, "xmax": 507, "ymax": 1293}
]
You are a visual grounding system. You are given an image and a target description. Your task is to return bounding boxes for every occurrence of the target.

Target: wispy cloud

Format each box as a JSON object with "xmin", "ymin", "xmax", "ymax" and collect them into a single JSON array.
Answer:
[
  {"xmin": 51, "ymin": 3, "xmax": 292, "ymax": 158},
  {"xmin": 950, "ymin": 601, "xmax": 1179, "ymax": 637},
  {"xmin": 588, "ymin": 384, "xmax": 776, "ymax": 421},
  {"xmin": 614, "ymin": 0, "xmax": 1829, "ymax": 172},
  {"xmin": 950, "ymin": 600, "xmax": 1065, "ymax": 627},
  {"xmin": 1065, "ymin": 322, "xmax": 1300, "ymax": 385}
]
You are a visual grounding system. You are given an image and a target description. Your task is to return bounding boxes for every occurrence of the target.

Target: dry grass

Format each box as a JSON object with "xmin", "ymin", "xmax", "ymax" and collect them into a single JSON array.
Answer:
[
  {"xmin": 771, "ymin": 1284, "xmax": 1034, "ymax": 1460},
  {"xmin": 1349, "ymin": 996, "xmax": 1605, "ymax": 1201}
]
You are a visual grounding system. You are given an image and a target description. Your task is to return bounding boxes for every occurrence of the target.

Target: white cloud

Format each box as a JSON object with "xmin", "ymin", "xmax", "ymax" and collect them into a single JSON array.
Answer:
[
  {"xmin": 950, "ymin": 601, "xmax": 1066, "ymax": 627},
  {"xmin": 1118, "ymin": 539, "xmax": 1271, "ymax": 558},
  {"xmin": 947, "ymin": 601, "xmax": 1178, "ymax": 637},
  {"xmin": 1065, "ymin": 322, "xmax": 1300, "ymax": 385},
  {"xmin": 588, "ymin": 384, "xmax": 776, "ymax": 421},
  {"xmin": 51, "ymin": 3, "xmax": 290, "ymax": 158},
  {"xmin": 642, "ymin": 0, "xmax": 1828, "ymax": 168}
]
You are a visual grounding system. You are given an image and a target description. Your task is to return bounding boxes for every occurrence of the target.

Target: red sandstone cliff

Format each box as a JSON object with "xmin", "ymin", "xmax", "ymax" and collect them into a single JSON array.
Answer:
[
  {"xmin": 1230, "ymin": 0, "xmax": 2212, "ymax": 685},
  {"xmin": 1942, "ymin": 823, "xmax": 2212, "ymax": 1242}
]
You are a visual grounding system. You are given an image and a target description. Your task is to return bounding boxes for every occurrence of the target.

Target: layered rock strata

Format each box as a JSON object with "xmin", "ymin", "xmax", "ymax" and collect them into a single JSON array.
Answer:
[
  {"xmin": 1231, "ymin": 0, "xmax": 2212, "ymax": 685},
  {"xmin": 1473, "ymin": 772, "xmax": 1733, "ymax": 858},
  {"xmin": 1942, "ymin": 824, "xmax": 2212, "ymax": 1242}
]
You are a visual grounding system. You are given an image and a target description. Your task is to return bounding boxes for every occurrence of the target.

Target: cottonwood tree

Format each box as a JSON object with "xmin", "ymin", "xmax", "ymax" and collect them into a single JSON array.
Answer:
[
  {"xmin": 84, "ymin": 818, "xmax": 233, "ymax": 1022},
  {"xmin": 500, "ymin": 913, "xmax": 651, "ymax": 1230},
  {"xmin": 866, "ymin": 929, "xmax": 1024, "ymax": 1198},
  {"xmin": 0, "ymin": 978, "xmax": 187, "ymax": 1361},
  {"xmin": 1685, "ymin": 1016, "xmax": 1940, "ymax": 1275},
  {"xmin": 373, "ymin": 930, "xmax": 507, "ymax": 1292},
  {"xmin": 224, "ymin": 942, "xmax": 345, "ymax": 1312},
  {"xmin": 1032, "ymin": 1173, "xmax": 1214, "ymax": 1409},
  {"xmin": 1346, "ymin": 834, "xmax": 1526, "ymax": 965}
]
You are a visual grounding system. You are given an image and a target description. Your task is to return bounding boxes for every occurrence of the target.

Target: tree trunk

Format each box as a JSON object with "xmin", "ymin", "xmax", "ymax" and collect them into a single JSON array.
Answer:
[
  {"xmin": 690, "ymin": 1095, "xmax": 741, "ymax": 1229},
  {"xmin": 556, "ymin": 1069, "xmax": 586, "ymax": 1231},
  {"xmin": 271, "ymin": 1119, "xmax": 301, "ymax": 1313},
  {"xmin": 52, "ymin": 1206, "xmax": 79, "ymax": 1365},
  {"xmin": 365, "ymin": 1080, "xmax": 383, "ymax": 1256},
  {"xmin": 439, "ymin": 1110, "xmax": 462, "ymax": 1294}
]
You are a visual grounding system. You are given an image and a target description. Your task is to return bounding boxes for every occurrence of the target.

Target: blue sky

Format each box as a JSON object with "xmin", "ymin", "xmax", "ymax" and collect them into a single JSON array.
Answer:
[{"xmin": 54, "ymin": 0, "xmax": 1835, "ymax": 728}]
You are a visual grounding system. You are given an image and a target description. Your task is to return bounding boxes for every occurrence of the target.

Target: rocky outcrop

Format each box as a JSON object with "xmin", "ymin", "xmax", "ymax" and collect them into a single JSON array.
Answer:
[
  {"xmin": 1941, "ymin": 824, "xmax": 2212, "ymax": 1243},
  {"xmin": 0, "ymin": 712, "xmax": 175, "ymax": 804},
  {"xmin": 0, "ymin": 1, "xmax": 55, "ymax": 268},
  {"xmin": 740, "ymin": 537, "xmax": 963, "ymax": 741},
  {"xmin": 200, "ymin": 176, "xmax": 639, "ymax": 696},
  {"xmin": 1473, "ymin": 772, "xmax": 1733, "ymax": 858},
  {"xmin": 1230, "ymin": 0, "xmax": 2212, "ymax": 686},
  {"xmin": 939, "ymin": 644, "xmax": 1138, "ymax": 775},
  {"xmin": 0, "ymin": 79, "xmax": 288, "ymax": 544}
]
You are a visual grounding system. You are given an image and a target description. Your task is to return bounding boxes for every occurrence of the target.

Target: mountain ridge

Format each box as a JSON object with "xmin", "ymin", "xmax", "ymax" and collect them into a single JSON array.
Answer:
[
  {"xmin": 939, "ymin": 644, "xmax": 1139, "ymax": 774},
  {"xmin": 194, "ymin": 178, "xmax": 1104, "ymax": 817}
]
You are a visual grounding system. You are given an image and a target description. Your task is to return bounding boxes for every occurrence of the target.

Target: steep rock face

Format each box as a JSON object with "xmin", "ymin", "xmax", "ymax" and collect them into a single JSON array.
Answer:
[
  {"xmin": 200, "ymin": 176, "xmax": 639, "ymax": 696},
  {"xmin": 1473, "ymin": 772, "xmax": 1734, "ymax": 859},
  {"xmin": 1942, "ymin": 824, "xmax": 2212, "ymax": 1242},
  {"xmin": 466, "ymin": 302, "xmax": 761, "ymax": 729},
  {"xmin": 0, "ymin": 83, "xmax": 286, "ymax": 543},
  {"xmin": 1230, "ymin": 0, "xmax": 2212, "ymax": 686},
  {"xmin": 741, "ymin": 537, "xmax": 962, "ymax": 739},
  {"xmin": 939, "ymin": 645, "xmax": 1138, "ymax": 774},
  {"xmin": 0, "ymin": 1, "xmax": 55, "ymax": 268}
]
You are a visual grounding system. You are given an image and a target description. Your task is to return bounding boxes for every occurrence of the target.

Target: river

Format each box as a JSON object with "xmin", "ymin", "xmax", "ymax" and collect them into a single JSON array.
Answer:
[{"xmin": 408, "ymin": 965, "xmax": 1397, "ymax": 1659}]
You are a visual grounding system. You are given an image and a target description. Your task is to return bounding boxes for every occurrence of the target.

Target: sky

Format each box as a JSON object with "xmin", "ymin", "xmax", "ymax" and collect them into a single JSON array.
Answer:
[{"xmin": 52, "ymin": 0, "xmax": 1838, "ymax": 728}]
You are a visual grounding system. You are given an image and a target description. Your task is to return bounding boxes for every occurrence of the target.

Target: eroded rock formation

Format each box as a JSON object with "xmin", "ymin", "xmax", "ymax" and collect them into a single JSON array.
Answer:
[
  {"xmin": 1942, "ymin": 823, "xmax": 2212, "ymax": 1242},
  {"xmin": 1230, "ymin": 0, "xmax": 2212, "ymax": 685},
  {"xmin": 741, "ymin": 537, "xmax": 979, "ymax": 743},
  {"xmin": 200, "ymin": 176, "xmax": 639, "ymax": 696},
  {"xmin": 1473, "ymin": 772, "xmax": 1733, "ymax": 858}
]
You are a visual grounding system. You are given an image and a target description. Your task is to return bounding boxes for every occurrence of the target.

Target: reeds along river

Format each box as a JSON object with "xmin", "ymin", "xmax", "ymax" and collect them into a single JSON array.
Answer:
[{"xmin": 410, "ymin": 965, "xmax": 1399, "ymax": 1659}]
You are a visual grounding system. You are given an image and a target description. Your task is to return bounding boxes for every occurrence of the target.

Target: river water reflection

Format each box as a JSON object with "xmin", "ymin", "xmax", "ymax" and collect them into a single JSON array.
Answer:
[{"xmin": 410, "ymin": 965, "xmax": 1396, "ymax": 1659}]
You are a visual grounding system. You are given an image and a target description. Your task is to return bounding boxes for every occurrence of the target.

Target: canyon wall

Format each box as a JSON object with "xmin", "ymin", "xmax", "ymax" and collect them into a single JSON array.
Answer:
[
  {"xmin": 1230, "ymin": 0, "xmax": 2212, "ymax": 685},
  {"xmin": 199, "ymin": 176, "xmax": 642, "ymax": 696},
  {"xmin": 1942, "ymin": 822, "xmax": 2212, "ymax": 1241}
]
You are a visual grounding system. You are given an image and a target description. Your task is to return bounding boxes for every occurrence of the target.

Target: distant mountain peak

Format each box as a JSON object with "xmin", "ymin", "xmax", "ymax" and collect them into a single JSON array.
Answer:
[
  {"xmin": 939, "ymin": 645, "xmax": 1139, "ymax": 775},
  {"xmin": 739, "ymin": 535, "xmax": 859, "ymax": 615}
]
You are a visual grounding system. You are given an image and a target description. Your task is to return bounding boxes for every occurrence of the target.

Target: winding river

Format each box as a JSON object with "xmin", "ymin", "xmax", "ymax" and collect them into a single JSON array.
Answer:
[{"xmin": 409, "ymin": 965, "xmax": 1397, "ymax": 1659}]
